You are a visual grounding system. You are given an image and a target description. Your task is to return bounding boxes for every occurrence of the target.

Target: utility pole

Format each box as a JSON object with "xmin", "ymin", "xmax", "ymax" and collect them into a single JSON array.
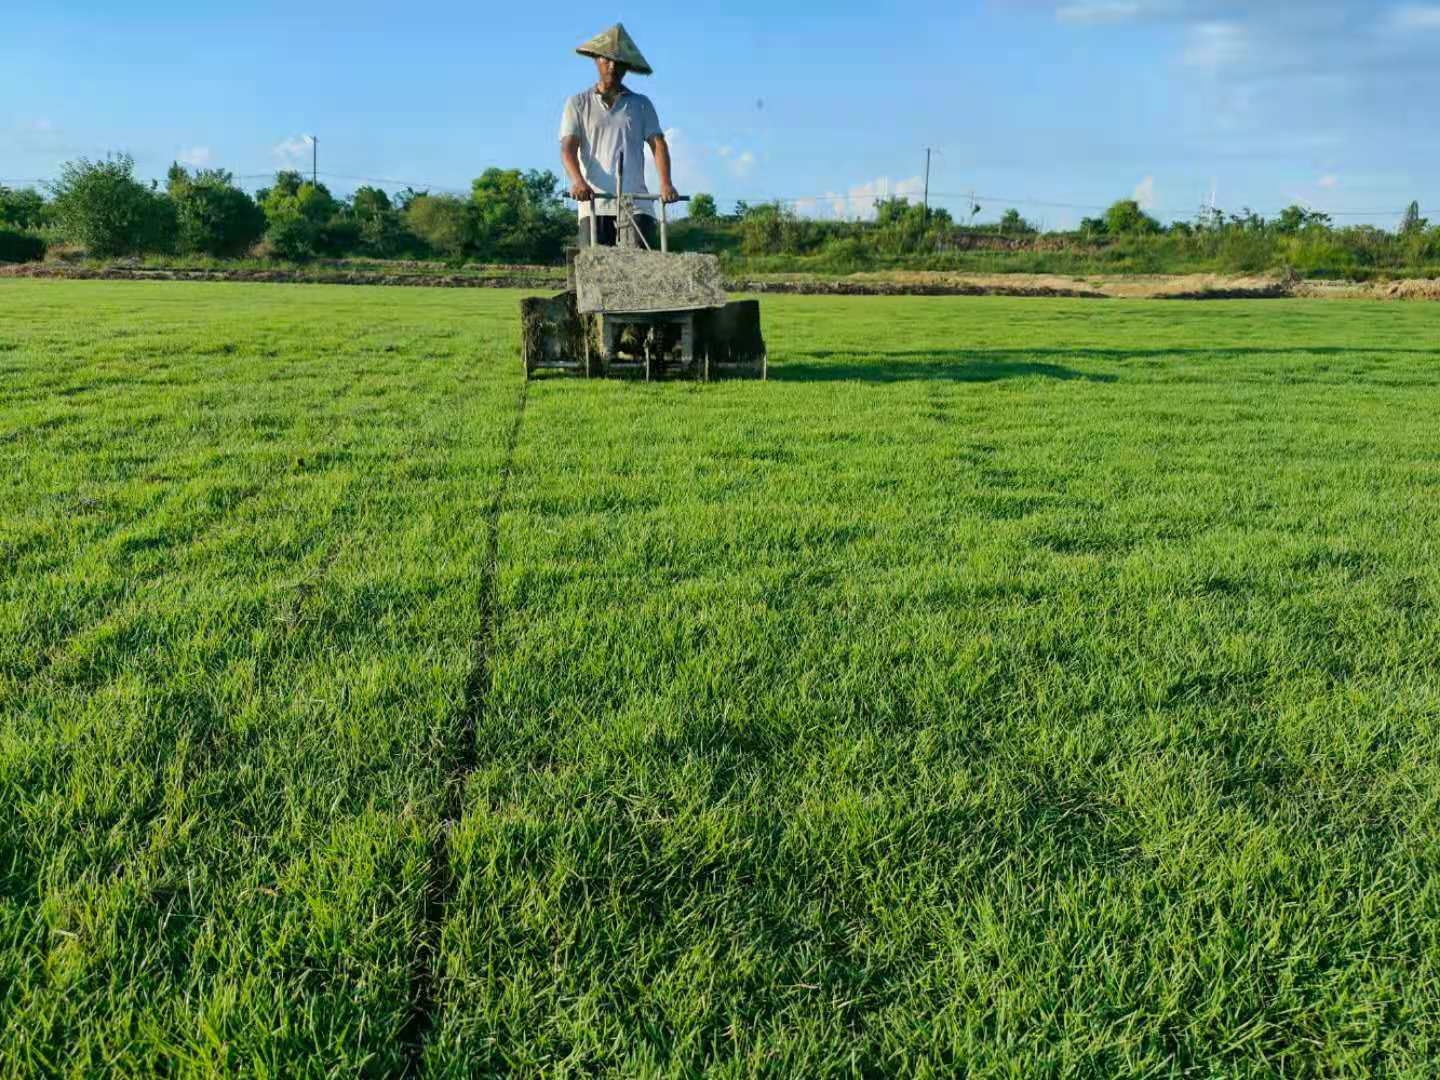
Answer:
[
  {"xmin": 923, "ymin": 148, "xmax": 932, "ymax": 221},
  {"xmin": 311, "ymin": 135, "xmax": 318, "ymax": 186}
]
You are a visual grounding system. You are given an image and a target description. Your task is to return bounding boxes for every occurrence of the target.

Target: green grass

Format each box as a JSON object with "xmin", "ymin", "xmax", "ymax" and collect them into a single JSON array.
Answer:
[{"xmin": 3, "ymin": 282, "xmax": 1439, "ymax": 1075}]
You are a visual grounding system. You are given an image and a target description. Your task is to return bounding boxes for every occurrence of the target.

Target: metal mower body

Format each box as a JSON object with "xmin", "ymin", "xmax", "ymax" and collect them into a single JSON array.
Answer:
[{"xmin": 519, "ymin": 189, "xmax": 766, "ymax": 381}]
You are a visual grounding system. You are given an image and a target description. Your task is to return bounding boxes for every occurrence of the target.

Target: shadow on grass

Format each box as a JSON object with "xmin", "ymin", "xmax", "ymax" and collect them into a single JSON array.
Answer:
[
  {"xmin": 772, "ymin": 351, "xmax": 1119, "ymax": 384},
  {"xmin": 773, "ymin": 342, "xmax": 1438, "ymax": 383}
]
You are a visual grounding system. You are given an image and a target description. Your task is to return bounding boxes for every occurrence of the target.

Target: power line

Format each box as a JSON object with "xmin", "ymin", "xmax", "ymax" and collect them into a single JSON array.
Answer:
[
  {"xmin": 315, "ymin": 171, "xmax": 470, "ymax": 195},
  {"xmin": 5, "ymin": 170, "xmax": 1433, "ymax": 222},
  {"xmin": 698, "ymin": 189, "xmax": 1435, "ymax": 220}
]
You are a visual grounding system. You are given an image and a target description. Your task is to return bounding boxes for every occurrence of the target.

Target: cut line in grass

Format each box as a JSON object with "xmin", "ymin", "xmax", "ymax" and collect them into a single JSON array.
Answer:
[{"xmin": 399, "ymin": 376, "xmax": 531, "ymax": 1067}]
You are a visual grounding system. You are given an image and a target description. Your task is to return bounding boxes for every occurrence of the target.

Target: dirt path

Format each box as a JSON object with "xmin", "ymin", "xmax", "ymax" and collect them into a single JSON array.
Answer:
[{"xmin": 6, "ymin": 261, "xmax": 1440, "ymax": 300}]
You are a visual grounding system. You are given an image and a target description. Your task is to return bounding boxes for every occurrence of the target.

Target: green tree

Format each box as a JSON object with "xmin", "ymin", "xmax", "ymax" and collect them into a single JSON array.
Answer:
[
  {"xmin": 1104, "ymin": 198, "xmax": 1162, "ymax": 236},
  {"xmin": 739, "ymin": 201, "xmax": 809, "ymax": 255},
  {"xmin": 998, "ymin": 208, "xmax": 1036, "ymax": 235},
  {"xmin": 48, "ymin": 154, "xmax": 176, "ymax": 256},
  {"xmin": 257, "ymin": 171, "xmax": 339, "ymax": 260},
  {"xmin": 1195, "ymin": 203, "xmax": 1225, "ymax": 232},
  {"xmin": 1275, "ymin": 204, "xmax": 1331, "ymax": 235},
  {"xmin": 469, "ymin": 168, "xmax": 570, "ymax": 262},
  {"xmin": 347, "ymin": 186, "xmax": 416, "ymax": 257},
  {"xmin": 394, "ymin": 186, "xmax": 426, "ymax": 212},
  {"xmin": 688, "ymin": 193, "xmax": 718, "ymax": 224},
  {"xmin": 404, "ymin": 194, "xmax": 475, "ymax": 259},
  {"xmin": 350, "ymin": 186, "xmax": 392, "ymax": 220},
  {"xmin": 0, "ymin": 186, "xmax": 48, "ymax": 231},
  {"xmin": 166, "ymin": 164, "xmax": 266, "ymax": 257},
  {"xmin": 869, "ymin": 196, "xmax": 951, "ymax": 254},
  {"xmin": 1276, "ymin": 204, "xmax": 1308, "ymax": 235},
  {"xmin": 1226, "ymin": 207, "xmax": 1267, "ymax": 232},
  {"xmin": 871, "ymin": 197, "xmax": 913, "ymax": 227},
  {"xmin": 1400, "ymin": 200, "xmax": 1429, "ymax": 236}
]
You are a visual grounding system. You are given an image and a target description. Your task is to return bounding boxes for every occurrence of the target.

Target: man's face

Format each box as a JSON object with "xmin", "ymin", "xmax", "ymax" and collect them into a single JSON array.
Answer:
[{"xmin": 594, "ymin": 56, "xmax": 628, "ymax": 90}]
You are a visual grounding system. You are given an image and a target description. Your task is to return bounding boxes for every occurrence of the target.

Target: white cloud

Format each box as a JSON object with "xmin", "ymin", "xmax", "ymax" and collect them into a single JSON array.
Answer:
[
  {"xmin": 1182, "ymin": 22, "xmax": 1250, "ymax": 69},
  {"xmin": 1317, "ymin": 173, "xmax": 1339, "ymax": 189},
  {"xmin": 1057, "ymin": 2, "xmax": 1142, "ymax": 24},
  {"xmin": 1133, "ymin": 175, "xmax": 1157, "ymax": 209},
  {"xmin": 177, "ymin": 146, "xmax": 212, "ymax": 167},
  {"xmin": 1387, "ymin": 4, "xmax": 1440, "ymax": 30},
  {"xmin": 707, "ymin": 143, "xmax": 757, "ymax": 180},
  {"xmin": 660, "ymin": 127, "xmax": 713, "ymax": 201},
  {"xmin": 1056, "ymin": 0, "xmax": 1183, "ymax": 23},
  {"xmin": 272, "ymin": 134, "xmax": 313, "ymax": 163},
  {"xmin": 807, "ymin": 175, "xmax": 925, "ymax": 220}
]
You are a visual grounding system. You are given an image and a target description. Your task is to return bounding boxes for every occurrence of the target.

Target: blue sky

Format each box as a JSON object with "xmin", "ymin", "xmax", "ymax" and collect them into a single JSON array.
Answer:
[{"xmin": 3, "ymin": 0, "xmax": 1438, "ymax": 228}]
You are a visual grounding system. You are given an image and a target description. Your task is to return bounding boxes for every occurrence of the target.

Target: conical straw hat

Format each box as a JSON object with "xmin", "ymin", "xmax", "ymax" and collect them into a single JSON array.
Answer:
[{"xmin": 575, "ymin": 23, "xmax": 653, "ymax": 75}]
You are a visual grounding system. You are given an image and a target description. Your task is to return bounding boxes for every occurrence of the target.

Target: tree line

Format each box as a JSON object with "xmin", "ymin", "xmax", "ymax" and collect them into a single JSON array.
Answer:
[
  {"xmin": 0, "ymin": 154, "xmax": 573, "ymax": 264},
  {"xmin": 3, "ymin": 155, "xmax": 1438, "ymax": 280},
  {"xmin": 683, "ymin": 194, "xmax": 1440, "ymax": 279}
]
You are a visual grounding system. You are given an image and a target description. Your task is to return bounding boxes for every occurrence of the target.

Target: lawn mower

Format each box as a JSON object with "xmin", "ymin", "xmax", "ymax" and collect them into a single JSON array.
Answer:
[{"xmin": 519, "ymin": 182, "xmax": 766, "ymax": 381}]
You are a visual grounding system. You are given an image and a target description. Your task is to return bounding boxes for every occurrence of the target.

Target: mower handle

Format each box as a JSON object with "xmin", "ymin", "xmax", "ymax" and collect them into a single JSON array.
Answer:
[
  {"xmin": 564, "ymin": 191, "xmax": 690, "ymax": 203},
  {"xmin": 567, "ymin": 192, "xmax": 688, "ymax": 253}
]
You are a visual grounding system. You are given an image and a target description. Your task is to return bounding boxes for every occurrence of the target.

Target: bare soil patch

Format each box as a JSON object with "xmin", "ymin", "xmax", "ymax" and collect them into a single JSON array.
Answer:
[{"xmin": 5, "ymin": 261, "xmax": 1440, "ymax": 301}]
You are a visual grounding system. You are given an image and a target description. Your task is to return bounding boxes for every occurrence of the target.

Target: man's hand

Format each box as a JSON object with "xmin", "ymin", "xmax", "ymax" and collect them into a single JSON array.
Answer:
[
  {"xmin": 570, "ymin": 177, "xmax": 595, "ymax": 201},
  {"xmin": 648, "ymin": 134, "xmax": 680, "ymax": 205}
]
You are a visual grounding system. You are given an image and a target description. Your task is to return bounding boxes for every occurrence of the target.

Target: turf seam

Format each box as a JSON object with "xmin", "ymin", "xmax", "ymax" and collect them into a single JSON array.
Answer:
[{"xmin": 399, "ymin": 374, "xmax": 530, "ymax": 1072}]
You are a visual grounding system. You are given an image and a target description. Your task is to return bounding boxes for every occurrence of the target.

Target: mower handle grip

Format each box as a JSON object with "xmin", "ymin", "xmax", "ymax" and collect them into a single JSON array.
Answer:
[{"xmin": 565, "ymin": 191, "xmax": 690, "ymax": 203}]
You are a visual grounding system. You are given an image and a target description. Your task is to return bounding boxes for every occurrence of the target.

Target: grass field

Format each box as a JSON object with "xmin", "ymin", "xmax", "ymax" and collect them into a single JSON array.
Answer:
[{"xmin": 2, "ymin": 281, "xmax": 1439, "ymax": 1075}]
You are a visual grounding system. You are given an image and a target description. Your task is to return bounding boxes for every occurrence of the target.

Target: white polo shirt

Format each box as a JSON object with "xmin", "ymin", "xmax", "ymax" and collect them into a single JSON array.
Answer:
[{"xmin": 559, "ymin": 85, "xmax": 662, "ymax": 218}]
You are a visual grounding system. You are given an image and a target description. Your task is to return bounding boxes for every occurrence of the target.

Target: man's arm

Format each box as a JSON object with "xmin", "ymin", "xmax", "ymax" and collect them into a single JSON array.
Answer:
[
  {"xmin": 647, "ymin": 134, "xmax": 680, "ymax": 203},
  {"xmin": 560, "ymin": 136, "xmax": 593, "ymax": 201}
]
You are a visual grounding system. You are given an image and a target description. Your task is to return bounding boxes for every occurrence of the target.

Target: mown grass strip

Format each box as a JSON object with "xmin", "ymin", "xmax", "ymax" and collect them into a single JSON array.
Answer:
[
  {"xmin": 1, "ymin": 281, "xmax": 520, "ymax": 1073},
  {"xmin": 426, "ymin": 297, "xmax": 1440, "ymax": 1074}
]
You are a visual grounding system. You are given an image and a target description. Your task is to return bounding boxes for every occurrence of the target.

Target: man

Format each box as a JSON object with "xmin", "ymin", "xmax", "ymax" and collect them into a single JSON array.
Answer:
[{"xmin": 559, "ymin": 23, "xmax": 681, "ymax": 249}]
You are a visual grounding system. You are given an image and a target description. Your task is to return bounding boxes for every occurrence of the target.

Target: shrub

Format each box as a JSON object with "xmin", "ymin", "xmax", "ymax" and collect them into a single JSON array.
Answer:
[
  {"xmin": 817, "ymin": 235, "xmax": 874, "ymax": 271},
  {"xmin": 262, "ymin": 211, "xmax": 318, "ymax": 261},
  {"xmin": 256, "ymin": 172, "xmax": 340, "ymax": 261},
  {"xmin": 167, "ymin": 165, "xmax": 266, "ymax": 257},
  {"xmin": 688, "ymin": 193, "xmax": 718, "ymax": 224},
  {"xmin": 357, "ymin": 212, "xmax": 420, "ymax": 258},
  {"xmin": 405, "ymin": 195, "xmax": 475, "ymax": 259},
  {"xmin": 0, "ymin": 228, "xmax": 46, "ymax": 263},
  {"xmin": 49, "ymin": 154, "xmax": 176, "ymax": 256},
  {"xmin": 740, "ymin": 202, "xmax": 810, "ymax": 255},
  {"xmin": 998, "ymin": 208, "xmax": 1038, "ymax": 235},
  {"xmin": 0, "ymin": 186, "xmax": 48, "ymax": 231},
  {"xmin": 470, "ymin": 168, "xmax": 571, "ymax": 263},
  {"xmin": 1275, "ymin": 204, "xmax": 1331, "ymax": 235},
  {"xmin": 1400, "ymin": 201, "xmax": 1429, "ymax": 237},
  {"xmin": 1104, "ymin": 199, "xmax": 1162, "ymax": 236}
]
